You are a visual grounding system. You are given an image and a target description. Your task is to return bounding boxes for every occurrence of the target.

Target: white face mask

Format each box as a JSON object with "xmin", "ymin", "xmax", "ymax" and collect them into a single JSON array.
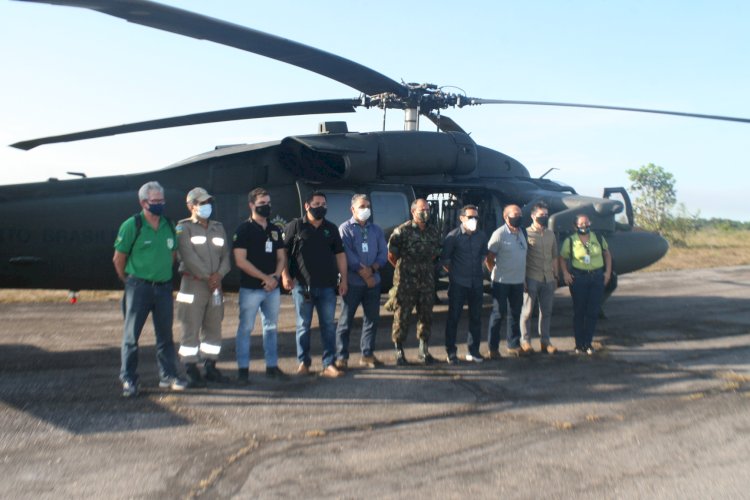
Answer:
[
  {"xmin": 356, "ymin": 207, "xmax": 371, "ymax": 221},
  {"xmin": 196, "ymin": 203, "xmax": 212, "ymax": 219},
  {"xmin": 463, "ymin": 218, "xmax": 478, "ymax": 232}
]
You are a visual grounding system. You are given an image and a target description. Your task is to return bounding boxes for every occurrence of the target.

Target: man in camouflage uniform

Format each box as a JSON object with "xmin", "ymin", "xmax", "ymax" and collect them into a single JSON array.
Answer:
[{"xmin": 386, "ymin": 198, "xmax": 442, "ymax": 365}]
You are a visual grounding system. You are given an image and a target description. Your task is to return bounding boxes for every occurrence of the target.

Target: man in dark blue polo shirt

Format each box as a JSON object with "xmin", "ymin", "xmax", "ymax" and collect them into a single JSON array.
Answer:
[
  {"xmin": 233, "ymin": 187, "xmax": 287, "ymax": 383},
  {"xmin": 282, "ymin": 191, "xmax": 348, "ymax": 378},
  {"xmin": 441, "ymin": 204, "xmax": 489, "ymax": 364}
]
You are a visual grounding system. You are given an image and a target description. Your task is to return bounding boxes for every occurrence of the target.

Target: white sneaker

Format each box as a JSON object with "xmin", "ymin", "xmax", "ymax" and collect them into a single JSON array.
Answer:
[
  {"xmin": 159, "ymin": 377, "xmax": 188, "ymax": 391},
  {"xmin": 122, "ymin": 380, "xmax": 138, "ymax": 398},
  {"xmin": 465, "ymin": 353, "xmax": 484, "ymax": 363}
]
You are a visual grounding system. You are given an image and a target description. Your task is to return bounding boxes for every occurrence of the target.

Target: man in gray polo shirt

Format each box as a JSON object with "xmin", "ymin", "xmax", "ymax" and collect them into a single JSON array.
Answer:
[{"xmin": 485, "ymin": 204, "xmax": 527, "ymax": 358}]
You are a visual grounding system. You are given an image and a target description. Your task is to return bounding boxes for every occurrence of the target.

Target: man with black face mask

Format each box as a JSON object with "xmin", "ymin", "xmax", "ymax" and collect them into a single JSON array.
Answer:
[
  {"xmin": 113, "ymin": 181, "xmax": 186, "ymax": 397},
  {"xmin": 282, "ymin": 191, "xmax": 348, "ymax": 378},
  {"xmin": 233, "ymin": 187, "xmax": 288, "ymax": 383},
  {"xmin": 485, "ymin": 204, "xmax": 528, "ymax": 358},
  {"xmin": 386, "ymin": 198, "xmax": 442, "ymax": 365},
  {"xmin": 519, "ymin": 201, "xmax": 559, "ymax": 354}
]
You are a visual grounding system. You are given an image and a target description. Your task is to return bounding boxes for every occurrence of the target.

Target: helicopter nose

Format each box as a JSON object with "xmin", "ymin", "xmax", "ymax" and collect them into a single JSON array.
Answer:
[{"xmin": 606, "ymin": 230, "xmax": 669, "ymax": 274}]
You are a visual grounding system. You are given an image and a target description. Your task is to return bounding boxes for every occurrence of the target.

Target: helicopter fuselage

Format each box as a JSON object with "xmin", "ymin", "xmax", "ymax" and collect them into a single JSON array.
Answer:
[{"xmin": 0, "ymin": 129, "xmax": 668, "ymax": 291}]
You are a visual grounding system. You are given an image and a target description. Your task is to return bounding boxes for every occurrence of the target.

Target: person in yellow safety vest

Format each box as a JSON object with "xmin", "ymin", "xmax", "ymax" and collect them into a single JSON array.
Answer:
[{"xmin": 175, "ymin": 187, "xmax": 231, "ymax": 386}]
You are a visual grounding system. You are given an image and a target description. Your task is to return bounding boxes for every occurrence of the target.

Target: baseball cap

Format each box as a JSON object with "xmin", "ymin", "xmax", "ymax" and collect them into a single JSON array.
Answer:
[{"xmin": 186, "ymin": 187, "xmax": 212, "ymax": 204}]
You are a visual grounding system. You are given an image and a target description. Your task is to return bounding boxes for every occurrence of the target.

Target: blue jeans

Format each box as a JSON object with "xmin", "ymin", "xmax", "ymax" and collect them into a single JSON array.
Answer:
[
  {"xmin": 445, "ymin": 282, "xmax": 484, "ymax": 356},
  {"xmin": 336, "ymin": 284, "xmax": 381, "ymax": 359},
  {"xmin": 487, "ymin": 282, "xmax": 524, "ymax": 350},
  {"xmin": 236, "ymin": 287, "xmax": 280, "ymax": 369},
  {"xmin": 292, "ymin": 284, "xmax": 337, "ymax": 368},
  {"xmin": 569, "ymin": 269, "xmax": 605, "ymax": 348},
  {"xmin": 120, "ymin": 277, "xmax": 178, "ymax": 384}
]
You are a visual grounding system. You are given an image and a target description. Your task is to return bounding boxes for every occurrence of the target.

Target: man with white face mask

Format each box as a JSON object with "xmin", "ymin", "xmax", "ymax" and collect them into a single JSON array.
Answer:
[
  {"xmin": 335, "ymin": 194, "xmax": 388, "ymax": 369},
  {"xmin": 440, "ymin": 204, "xmax": 489, "ymax": 364},
  {"xmin": 175, "ymin": 187, "xmax": 231, "ymax": 387}
]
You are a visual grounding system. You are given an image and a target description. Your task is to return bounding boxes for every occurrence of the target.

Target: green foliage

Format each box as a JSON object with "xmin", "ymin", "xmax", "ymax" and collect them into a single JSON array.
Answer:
[
  {"xmin": 627, "ymin": 163, "xmax": 677, "ymax": 233},
  {"xmin": 661, "ymin": 203, "xmax": 700, "ymax": 247}
]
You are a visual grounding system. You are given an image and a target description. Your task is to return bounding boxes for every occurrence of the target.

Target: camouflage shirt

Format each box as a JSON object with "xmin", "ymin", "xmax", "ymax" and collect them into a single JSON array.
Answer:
[{"xmin": 388, "ymin": 220, "xmax": 442, "ymax": 292}]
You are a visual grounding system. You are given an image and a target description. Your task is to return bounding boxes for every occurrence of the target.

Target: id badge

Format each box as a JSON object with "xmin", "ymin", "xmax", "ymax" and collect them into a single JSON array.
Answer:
[
  {"xmin": 362, "ymin": 242, "xmax": 369, "ymax": 253},
  {"xmin": 583, "ymin": 254, "xmax": 591, "ymax": 265},
  {"xmin": 265, "ymin": 240, "xmax": 273, "ymax": 253}
]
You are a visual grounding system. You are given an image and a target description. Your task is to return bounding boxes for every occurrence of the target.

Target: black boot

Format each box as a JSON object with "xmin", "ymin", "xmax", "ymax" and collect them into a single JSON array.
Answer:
[
  {"xmin": 237, "ymin": 367, "xmax": 249, "ymax": 384},
  {"xmin": 418, "ymin": 339, "xmax": 434, "ymax": 365},
  {"xmin": 204, "ymin": 359, "xmax": 227, "ymax": 383},
  {"xmin": 394, "ymin": 342, "xmax": 407, "ymax": 366},
  {"xmin": 185, "ymin": 363, "xmax": 206, "ymax": 388}
]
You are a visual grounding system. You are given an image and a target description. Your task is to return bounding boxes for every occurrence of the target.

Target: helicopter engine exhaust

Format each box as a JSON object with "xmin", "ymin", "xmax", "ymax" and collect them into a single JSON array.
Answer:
[{"xmin": 278, "ymin": 131, "xmax": 477, "ymax": 183}]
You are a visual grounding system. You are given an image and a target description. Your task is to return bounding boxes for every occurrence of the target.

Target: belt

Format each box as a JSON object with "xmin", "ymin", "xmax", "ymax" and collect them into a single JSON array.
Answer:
[
  {"xmin": 572, "ymin": 268, "xmax": 603, "ymax": 274},
  {"xmin": 129, "ymin": 276, "xmax": 172, "ymax": 286}
]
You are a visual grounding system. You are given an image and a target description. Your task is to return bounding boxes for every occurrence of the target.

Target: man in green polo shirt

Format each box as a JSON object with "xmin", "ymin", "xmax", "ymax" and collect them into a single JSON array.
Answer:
[{"xmin": 113, "ymin": 181, "xmax": 186, "ymax": 397}]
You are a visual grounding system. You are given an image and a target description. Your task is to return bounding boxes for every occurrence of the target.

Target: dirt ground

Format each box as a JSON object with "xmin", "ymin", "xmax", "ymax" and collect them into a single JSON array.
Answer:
[{"xmin": 1, "ymin": 266, "xmax": 749, "ymax": 499}]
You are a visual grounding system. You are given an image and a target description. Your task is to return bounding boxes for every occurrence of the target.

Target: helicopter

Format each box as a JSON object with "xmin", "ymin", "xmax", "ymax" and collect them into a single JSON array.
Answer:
[{"xmin": 3, "ymin": 0, "xmax": 749, "ymax": 293}]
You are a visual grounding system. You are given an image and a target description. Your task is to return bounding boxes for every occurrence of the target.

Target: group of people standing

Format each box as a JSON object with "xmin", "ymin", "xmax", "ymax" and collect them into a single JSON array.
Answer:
[{"xmin": 113, "ymin": 181, "xmax": 611, "ymax": 398}]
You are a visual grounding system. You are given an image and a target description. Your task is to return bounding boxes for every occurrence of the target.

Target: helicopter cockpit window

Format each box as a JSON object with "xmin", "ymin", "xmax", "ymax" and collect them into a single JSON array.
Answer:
[
  {"xmin": 320, "ymin": 190, "xmax": 355, "ymax": 226},
  {"xmin": 370, "ymin": 191, "xmax": 409, "ymax": 232}
]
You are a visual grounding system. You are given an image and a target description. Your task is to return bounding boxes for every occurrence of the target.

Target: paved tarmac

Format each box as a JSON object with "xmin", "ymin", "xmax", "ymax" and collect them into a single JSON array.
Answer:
[{"xmin": 1, "ymin": 266, "xmax": 749, "ymax": 499}]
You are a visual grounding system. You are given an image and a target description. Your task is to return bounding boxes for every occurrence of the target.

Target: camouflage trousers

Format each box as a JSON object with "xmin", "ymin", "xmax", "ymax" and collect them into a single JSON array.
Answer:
[{"xmin": 388, "ymin": 287, "xmax": 435, "ymax": 344}]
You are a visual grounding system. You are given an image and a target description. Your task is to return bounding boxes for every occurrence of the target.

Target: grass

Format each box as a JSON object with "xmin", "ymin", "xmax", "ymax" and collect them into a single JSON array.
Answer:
[
  {"xmin": 1, "ymin": 230, "xmax": 748, "ymax": 303},
  {"xmin": 641, "ymin": 228, "xmax": 750, "ymax": 272}
]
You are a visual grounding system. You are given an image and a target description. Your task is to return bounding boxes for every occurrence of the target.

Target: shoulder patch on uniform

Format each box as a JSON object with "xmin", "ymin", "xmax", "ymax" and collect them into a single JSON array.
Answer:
[{"xmin": 175, "ymin": 224, "xmax": 184, "ymax": 234}]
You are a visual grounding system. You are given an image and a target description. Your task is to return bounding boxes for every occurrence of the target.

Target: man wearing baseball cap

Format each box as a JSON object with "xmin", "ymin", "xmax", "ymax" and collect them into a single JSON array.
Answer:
[{"xmin": 175, "ymin": 187, "xmax": 231, "ymax": 386}]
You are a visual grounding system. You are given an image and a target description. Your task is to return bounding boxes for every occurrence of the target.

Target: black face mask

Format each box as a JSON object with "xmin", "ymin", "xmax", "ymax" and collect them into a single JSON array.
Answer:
[
  {"xmin": 536, "ymin": 215, "xmax": 549, "ymax": 227},
  {"xmin": 577, "ymin": 226, "xmax": 591, "ymax": 235},
  {"xmin": 309, "ymin": 206, "xmax": 327, "ymax": 220},
  {"xmin": 507, "ymin": 216, "xmax": 522, "ymax": 228},
  {"xmin": 254, "ymin": 204, "xmax": 271, "ymax": 218}
]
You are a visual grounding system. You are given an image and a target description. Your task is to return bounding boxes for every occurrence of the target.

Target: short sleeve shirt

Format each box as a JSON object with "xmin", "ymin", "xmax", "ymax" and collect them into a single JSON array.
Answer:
[
  {"xmin": 560, "ymin": 232, "xmax": 608, "ymax": 271},
  {"xmin": 233, "ymin": 219, "xmax": 284, "ymax": 289},
  {"xmin": 284, "ymin": 218, "xmax": 344, "ymax": 288},
  {"xmin": 114, "ymin": 212, "xmax": 177, "ymax": 283},
  {"xmin": 487, "ymin": 224, "xmax": 527, "ymax": 284}
]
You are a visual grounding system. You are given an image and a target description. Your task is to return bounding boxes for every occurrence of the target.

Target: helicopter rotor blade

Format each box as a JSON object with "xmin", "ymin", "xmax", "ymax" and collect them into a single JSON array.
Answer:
[
  {"xmin": 423, "ymin": 112, "xmax": 466, "ymax": 134},
  {"xmin": 10, "ymin": 99, "xmax": 360, "ymax": 150},
  {"xmin": 14, "ymin": 0, "xmax": 408, "ymax": 98},
  {"xmin": 467, "ymin": 99, "xmax": 750, "ymax": 125}
]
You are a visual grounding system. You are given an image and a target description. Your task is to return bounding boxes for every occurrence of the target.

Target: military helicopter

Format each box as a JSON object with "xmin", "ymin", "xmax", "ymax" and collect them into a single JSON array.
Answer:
[{"xmin": 3, "ymin": 0, "xmax": 749, "ymax": 293}]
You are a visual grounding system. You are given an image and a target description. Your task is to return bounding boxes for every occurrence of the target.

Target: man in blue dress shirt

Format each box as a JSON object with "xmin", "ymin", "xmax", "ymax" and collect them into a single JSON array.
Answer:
[{"xmin": 335, "ymin": 194, "xmax": 388, "ymax": 369}]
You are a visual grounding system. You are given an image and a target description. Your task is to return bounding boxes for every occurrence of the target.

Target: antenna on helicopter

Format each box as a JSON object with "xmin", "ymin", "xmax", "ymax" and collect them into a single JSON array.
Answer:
[{"xmin": 539, "ymin": 168, "xmax": 559, "ymax": 179}]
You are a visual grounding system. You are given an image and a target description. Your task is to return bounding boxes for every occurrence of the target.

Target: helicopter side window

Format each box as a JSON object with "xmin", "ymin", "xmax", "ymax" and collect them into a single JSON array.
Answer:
[
  {"xmin": 370, "ymin": 191, "xmax": 410, "ymax": 232},
  {"xmin": 320, "ymin": 190, "xmax": 355, "ymax": 226}
]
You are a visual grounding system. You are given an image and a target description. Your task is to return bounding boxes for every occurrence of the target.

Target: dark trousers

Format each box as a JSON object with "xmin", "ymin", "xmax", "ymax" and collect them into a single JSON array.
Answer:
[
  {"xmin": 569, "ymin": 269, "xmax": 605, "ymax": 348},
  {"xmin": 487, "ymin": 282, "xmax": 524, "ymax": 350},
  {"xmin": 445, "ymin": 282, "xmax": 484, "ymax": 356},
  {"xmin": 336, "ymin": 283, "xmax": 381, "ymax": 359}
]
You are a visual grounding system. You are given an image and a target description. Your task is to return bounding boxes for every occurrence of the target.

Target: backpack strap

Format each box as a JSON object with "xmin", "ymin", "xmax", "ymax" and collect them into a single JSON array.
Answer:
[{"xmin": 127, "ymin": 213, "xmax": 175, "ymax": 255}]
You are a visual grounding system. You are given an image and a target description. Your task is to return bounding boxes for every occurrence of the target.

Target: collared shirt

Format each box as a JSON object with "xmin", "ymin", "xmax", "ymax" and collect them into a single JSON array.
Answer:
[
  {"xmin": 284, "ymin": 217, "xmax": 344, "ymax": 288},
  {"xmin": 560, "ymin": 232, "xmax": 608, "ymax": 271},
  {"xmin": 441, "ymin": 225, "xmax": 488, "ymax": 288},
  {"xmin": 114, "ymin": 212, "xmax": 177, "ymax": 283},
  {"xmin": 388, "ymin": 219, "xmax": 442, "ymax": 291},
  {"xmin": 233, "ymin": 219, "xmax": 284, "ymax": 289},
  {"xmin": 339, "ymin": 217, "xmax": 388, "ymax": 288},
  {"xmin": 487, "ymin": 224, "xmax": 527, "ymax": 284},
  {"xmin": 525, "ymin": 224, "xmax": 558, "ymax": 283},
  {"xmin": 176, "ymin": 217, "xmax": 231, "ymax": 281}
]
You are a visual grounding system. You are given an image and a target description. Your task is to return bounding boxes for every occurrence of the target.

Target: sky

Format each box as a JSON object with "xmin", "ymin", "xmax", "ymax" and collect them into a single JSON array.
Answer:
[{"xmin": 1, "ymin": 0, "xmax": 749, "ymax": 220}]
